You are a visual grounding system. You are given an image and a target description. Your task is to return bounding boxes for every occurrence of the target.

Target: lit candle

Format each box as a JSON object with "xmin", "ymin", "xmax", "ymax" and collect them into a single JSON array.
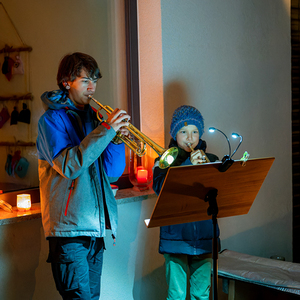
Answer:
[
  {"xmin": 17, "ymin": 194, "xmax": 31, "ymax": 211},
  {"xmin": 136, "ymin": 167, "xmax": 148, "ymax": 184}
]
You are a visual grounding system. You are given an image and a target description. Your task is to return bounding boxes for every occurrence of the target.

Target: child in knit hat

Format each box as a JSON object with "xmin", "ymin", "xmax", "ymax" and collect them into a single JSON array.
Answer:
[
  {"xmin": 169, "ymin": 105, "xmax": 209, "ymax": 165},
  {"xmin": 153, "ymin": 105, "xmax": 220, "ymax": 300}
]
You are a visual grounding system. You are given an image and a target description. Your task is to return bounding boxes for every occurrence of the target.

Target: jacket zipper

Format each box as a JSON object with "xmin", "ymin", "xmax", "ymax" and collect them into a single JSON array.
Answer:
[
  {"xmin": 194, "ymin": 223, "xmax": 197, "ymax": 255},
  {"xmin": 64, "ymin": 180, "xmax": 75, "ymax": 216}
]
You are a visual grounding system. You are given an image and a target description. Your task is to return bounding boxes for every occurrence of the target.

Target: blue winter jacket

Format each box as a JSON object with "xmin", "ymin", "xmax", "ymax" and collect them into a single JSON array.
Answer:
[
  {"xmin": 36, "ymin": 90, "xmax": 125, "ymax": 239},
  {"xmin": 153, "ymin": 139, "xmax": 220, "ymax": 255}
]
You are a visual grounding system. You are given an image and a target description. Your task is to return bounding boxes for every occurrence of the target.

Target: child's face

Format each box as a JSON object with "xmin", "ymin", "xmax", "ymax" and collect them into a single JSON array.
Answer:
[{"xmin": 176, "ymin": 125, "xmax": 200, "ymax": 152}]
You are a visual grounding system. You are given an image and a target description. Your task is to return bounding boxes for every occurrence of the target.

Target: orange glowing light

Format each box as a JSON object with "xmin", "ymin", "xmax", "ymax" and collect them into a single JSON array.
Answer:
[
  {"xmin": 17, "ymin": 194, "xmax": 31, "ymax": 211},
  {"xmin": 136, "ymin": 167, "xmax": 148, "ymax": 184}
]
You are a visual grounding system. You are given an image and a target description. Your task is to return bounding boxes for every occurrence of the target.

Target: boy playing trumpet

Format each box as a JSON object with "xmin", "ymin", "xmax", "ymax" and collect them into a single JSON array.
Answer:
[{"xmin": 153, "ymin": 105, "xmax": 220, "ymax": 300}]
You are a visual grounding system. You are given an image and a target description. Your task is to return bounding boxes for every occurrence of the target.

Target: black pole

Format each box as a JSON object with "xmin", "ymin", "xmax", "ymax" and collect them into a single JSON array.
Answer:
[
  {"xmin": 205, "ymin": 188, "xmax": 219, "ymax": 300},
  {"xmin": 212, "ymin": 213, "xmax": 218, "ymax": 300}
]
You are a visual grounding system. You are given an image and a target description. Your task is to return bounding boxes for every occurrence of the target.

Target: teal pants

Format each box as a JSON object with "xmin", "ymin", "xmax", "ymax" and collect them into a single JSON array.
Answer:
[{"xmin": 164, "ymin": 253, "xmax": 212, "ymax": 300}]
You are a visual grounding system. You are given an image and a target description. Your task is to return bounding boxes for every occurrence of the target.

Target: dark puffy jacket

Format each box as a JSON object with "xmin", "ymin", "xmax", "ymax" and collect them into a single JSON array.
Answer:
[{"xmin": 153, "ymin": 139, "xmax": 220, "ymax": 255}]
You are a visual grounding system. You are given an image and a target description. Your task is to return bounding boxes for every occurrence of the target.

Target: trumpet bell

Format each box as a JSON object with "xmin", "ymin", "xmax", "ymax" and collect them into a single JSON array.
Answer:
[{"xmin": 159, "ymin": 147, "xmax": 179, "ymax": 169}]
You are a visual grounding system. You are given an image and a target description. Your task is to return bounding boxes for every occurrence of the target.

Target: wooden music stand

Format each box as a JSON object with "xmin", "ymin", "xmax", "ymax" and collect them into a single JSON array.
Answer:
[{"xmin": 145, "ymin": 157, "xmax": 275, "ymax": 300}]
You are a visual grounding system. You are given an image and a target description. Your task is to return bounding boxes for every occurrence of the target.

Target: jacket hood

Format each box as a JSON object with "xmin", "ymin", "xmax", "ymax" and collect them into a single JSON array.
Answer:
[{"xmin": 41, "ymin": 89, "xmax": 78, "ymax": 111}]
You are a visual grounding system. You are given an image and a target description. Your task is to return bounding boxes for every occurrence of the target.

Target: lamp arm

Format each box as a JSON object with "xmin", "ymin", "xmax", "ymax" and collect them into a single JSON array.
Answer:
[
  {"xmin": 230, "ymin": 136, "xmax": 243, "ymax": 158},
  {"xmin": 216, "ymin": 129, "xmax": 231, "ymax": 158}
]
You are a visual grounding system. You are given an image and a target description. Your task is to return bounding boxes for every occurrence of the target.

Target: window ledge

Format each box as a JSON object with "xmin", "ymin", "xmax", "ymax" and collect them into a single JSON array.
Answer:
[{"xmin": 0, "ymin": 188, "xmax": 156, "ymax": 226}]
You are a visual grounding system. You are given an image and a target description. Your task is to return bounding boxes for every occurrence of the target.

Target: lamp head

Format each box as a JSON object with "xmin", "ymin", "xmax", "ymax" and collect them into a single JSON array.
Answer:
[
  {"xmin": 232, "ymin": 133, "xmax": 240, "ymax": 139},
  {"xmin": 208, "ymin": 126, "xmax": 233, "ymax": 172}
]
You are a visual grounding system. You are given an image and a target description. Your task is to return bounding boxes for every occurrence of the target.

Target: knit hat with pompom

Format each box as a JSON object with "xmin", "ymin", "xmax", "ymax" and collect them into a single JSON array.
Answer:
[{"xmin": 170, "ymin": 105, "xmax": 204, "ymax": 140}]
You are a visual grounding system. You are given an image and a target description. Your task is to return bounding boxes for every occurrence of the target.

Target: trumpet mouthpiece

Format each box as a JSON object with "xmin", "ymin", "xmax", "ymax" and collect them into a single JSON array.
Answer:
[{"xmin": 187, "ymin": 143, "xmax": 194, "ymax": 152}]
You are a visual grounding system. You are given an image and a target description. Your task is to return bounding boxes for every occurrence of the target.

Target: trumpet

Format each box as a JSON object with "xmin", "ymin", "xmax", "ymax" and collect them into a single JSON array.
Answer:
[
  {"xmin": 187, "ymin": 143, "xmax": 210, "ymax": 164},
  {"xmin": 88, "ymin": 96, "xmax": 178, "ymax": 169}
]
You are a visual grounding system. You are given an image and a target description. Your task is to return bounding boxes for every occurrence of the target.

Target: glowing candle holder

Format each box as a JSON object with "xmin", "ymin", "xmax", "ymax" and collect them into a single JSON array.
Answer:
[
  {"xmin": 129, "ymin": 143, "xmax": 154, "ymax": 192},
  {"xmin": 136, "ymin": 166, "xmax": 148, "ymax": 184},
  {"xmin": 17, "ymin": 194, "xmax": 31, "ymax": 211}
]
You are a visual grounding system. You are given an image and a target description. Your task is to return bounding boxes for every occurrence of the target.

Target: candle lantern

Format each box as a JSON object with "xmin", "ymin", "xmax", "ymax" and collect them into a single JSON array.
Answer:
[
  {"xmin": 129, "ymin": 142, "xmax": 154, "ymax": 192},
  {"xmin": 17, "ymin": 194, "xmax": 31, "ymax": 211}
]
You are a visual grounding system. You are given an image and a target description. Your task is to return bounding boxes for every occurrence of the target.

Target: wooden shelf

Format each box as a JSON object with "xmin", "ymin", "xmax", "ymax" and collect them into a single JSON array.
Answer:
[
  {"xmin": 0, "ymin": 93, "xmax": 33, "ymax": 102},
  {"xmin": 0, "ymin": 188, "xmax": 155, "ymax": 226},
  {"xmin": 0, "ymin": 142, "xmax": 35, "ymax": 147},
  {"xmin": 0, "ymin": 44, "xmax": 32, "ymax": 54}
]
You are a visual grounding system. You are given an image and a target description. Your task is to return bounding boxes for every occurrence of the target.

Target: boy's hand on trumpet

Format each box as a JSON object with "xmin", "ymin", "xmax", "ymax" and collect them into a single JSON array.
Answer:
[
  {"xmin": 187, "ymin": 142, "xmax": 207, "ymax": 165},
  {"xmin": 190, "ymin": 149, "xmax": 207, "ymax": 165},
  {"xmin": 106, "ymin": 108, "xmax": 131, "ymax": 135}
]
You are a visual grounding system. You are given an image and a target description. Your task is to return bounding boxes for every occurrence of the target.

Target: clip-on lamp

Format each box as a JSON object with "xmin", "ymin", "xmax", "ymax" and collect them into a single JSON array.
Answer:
[{"xmin": 208, "ymin": 127, "xmax": 243, "ymax": 172}]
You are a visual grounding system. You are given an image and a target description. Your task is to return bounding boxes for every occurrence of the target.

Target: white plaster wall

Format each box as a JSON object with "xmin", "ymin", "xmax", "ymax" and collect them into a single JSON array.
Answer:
[
  {"xmin": 0, "ymin": 0, "xmax": 128, "ymax": 188},
  {"xmin": 160, "ymin": 0, "xmax": 292, "ymax": 260},
  {"xmin": 138, "ymin": 0, "xmax": 165, "ymax": 148},
  {"xmin": 101, "ymin": 198, "xmax": 167, "ymax": 300}
]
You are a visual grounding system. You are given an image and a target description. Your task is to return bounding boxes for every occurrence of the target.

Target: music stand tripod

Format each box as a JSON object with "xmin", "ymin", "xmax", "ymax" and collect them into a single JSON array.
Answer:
[{"xmin": 205, "ymin": 188, "xmax": 219, "ymax": 300}]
